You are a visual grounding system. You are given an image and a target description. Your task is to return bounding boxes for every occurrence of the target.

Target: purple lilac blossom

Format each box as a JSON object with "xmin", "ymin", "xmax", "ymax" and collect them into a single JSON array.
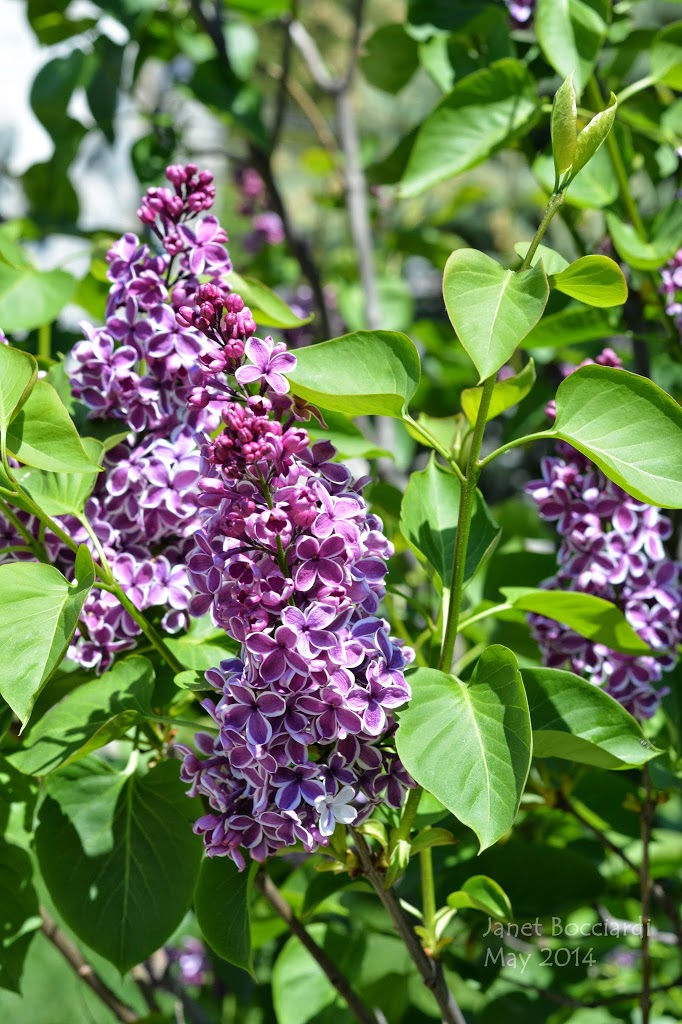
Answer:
[
  {"xmin": 526, "ymin": 350, "xmax": 681, "ymax": 719},
  {"xmin": 504, "ymin": 0, "xmax": 535, "ymax": 28},
  {"xmin": 661, "ymin": 249, "xmax": 682, "ymax": 337},
  {"xmin": 0, "ymin": 165, "xmax": 242, "ymax": 672},
  {"xmin": 175, "ymin": 287, "xmax": 414, "ymax": 869}
]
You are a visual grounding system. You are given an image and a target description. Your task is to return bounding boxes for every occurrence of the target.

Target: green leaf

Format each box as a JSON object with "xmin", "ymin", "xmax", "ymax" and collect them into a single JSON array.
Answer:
[
  {"xmin": 43, "ymin": 756, "xmax": 130, "ymax": 856},
  {"xmin": 443, "ymin": 249, "xmax": 549, "ymax": 381},
  {"xmin": 606, "ymin": 205, "xmax": 682, "ymax": 271},
  {"xmin": 228, "ymin": 271, "xmax": 312, "ymax": 329},
  {"xmin": 400, "ymin": 458, "xmax": 500, "ymax": 587},
  {"xmin": 551, "ymin": 73, "xmax": 578, "ymax": 179},
  {"xmin": 461, "ymin": 359, "xmax": 536, "ymax": 425},
  {"xmin": 651, "ymin": 20, "xmax": 682, "ymax": 90},
  {"xmin": 195, "ymin": 856, "xmax": 255, "ymax": 973},
  {"xmin": 0, "ymin": 550, "xmax": 94, "ymax": 727},
  {"xmin": 535, "ymin": 0, "xmax": 609, "ymax": 95},
  {"xmin": 513, "ymin": 242, "xmax": 569, "ymax": 276},
  {"xmin": 360, "ymin": 24, "xmax": 419, "ymax": 93},
  {"xmin": 35, "ymin": 760, "xmax": 203, "ymax": 972},
  {"xmin": 14, "ymin": 437, "xmax": 103, "ymax": 517},
  {"xmin": 501, "ymin": 587, "xmax": 650, "ymax": 655},
  {"xmin": 520, "ymin": 305, "xmax": 614, "ymax": 349},
  {"xmin": 0, "ymin": 345, "xmax": 37, "ymax": 434},
  {"xmin": 447, "ymin": 875, "xmax": 513, "ymax": 921},
  {"xmin": 6, "ymin": 380, "xmax": 101, "ymax": 473},
  {"xmin": 288, "ymin": 331, "xmax": 421, "ymax": 418},
  {"xmin": 9, "ymin": 655, "xmax": 154, "ymax": 775},
  {"xmin": 0, "ymin": 841, "xmax": 40, "ymax": 993},
  {"xmin": 552, "ymin": 255, "xmax": 627, "ymax": 307},
  {"xmin": 0, "ymin": 264, "xmax": 76, "ymax": 334},
  {"xmin": 400, "ymin": 59, "xmax": 538, "ymax": 197},
  {"xmin": 396, "ymin": 647, "xmax": 532, "ymax": 851},
  {"xmin": 551, "ymin": 364, "xmax": 682, "ymax": 507},
  {"xmin": 522, "ymin": 667, "xmax": 662, "ymax": 769},
  {"xmin": 305, "ymin": 411, "xmax": 391, "ymax": 460},
  {"xmin": 571, "ymin": 91, "xmax": 617, "ymax": 179},
  {"xmin": 165, "ymin": 613, "xmax": 237, "ymax": 672}
]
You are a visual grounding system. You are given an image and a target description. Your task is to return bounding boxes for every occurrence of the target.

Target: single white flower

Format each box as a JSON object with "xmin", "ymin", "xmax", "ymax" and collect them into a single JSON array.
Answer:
[{"xmin": 313, "ymin": 785, "xmax": 357, "ymax": 837}]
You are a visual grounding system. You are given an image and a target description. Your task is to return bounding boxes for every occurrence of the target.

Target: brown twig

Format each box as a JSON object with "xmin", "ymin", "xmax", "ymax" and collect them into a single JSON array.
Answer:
[
  {"xmin": 40, "ymin": 909, "xmax": 139, "ymax": 1023},
  {"xmin": 351, "ymin": 830, "xmax": 467, "ymax": 1024},
  {"xmin": 254, "ymin": 870, "xmax": 380, "ymax": 1024},
  {"xmin": 188, "ymin": 0, "xmax": 332, "ymax": 337},
  {"xmin": 557, "ymin": 792, "xmax": 682, "ymax": 945}
]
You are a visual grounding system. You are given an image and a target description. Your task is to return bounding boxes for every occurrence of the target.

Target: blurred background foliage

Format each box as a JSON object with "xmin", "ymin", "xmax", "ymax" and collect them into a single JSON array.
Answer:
[{"xmin": 1, "ymin": 0, "xmax": 682, "ymax": 1021}]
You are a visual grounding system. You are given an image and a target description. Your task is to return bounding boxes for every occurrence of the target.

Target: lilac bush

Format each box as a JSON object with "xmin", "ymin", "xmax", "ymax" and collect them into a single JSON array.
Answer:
[
  {"xmin": 661, "ymin": 248, "xmax": 682, "ymax": 337},
  {"xmin": 526, "ymin": 351, "xmax": 682, "ymax": 718}
]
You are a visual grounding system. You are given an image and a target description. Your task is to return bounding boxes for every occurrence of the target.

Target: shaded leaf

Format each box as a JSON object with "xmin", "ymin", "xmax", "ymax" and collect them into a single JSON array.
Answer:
[
  {"xmin": 461, "ymin": 359, "xmax": 536, "ymax": 425},
  {"xmin": 10, "ymin": 655, "xmax": 154, "ymax": 775},
  {"xmin": 195, "ymin": 857, "xmax": 256, "ymax": 973},
  {"xmin": 36, "ymin": 760, "xmax": 203, "ymax": 972},
  {"xmin": 400, "ymin": 458, "xmax": 500, "ymax": 587}
]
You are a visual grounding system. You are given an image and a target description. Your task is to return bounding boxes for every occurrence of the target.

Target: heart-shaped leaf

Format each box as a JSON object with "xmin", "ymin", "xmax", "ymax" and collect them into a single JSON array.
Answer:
[
  {"xmin": 443, "ymin": 249, "xmax": 549, "ymax": 381},
  {"xmin": 288, "ymin": 331, "xmax": 420, "ymax": 418},
  {"xmin": 535, "ymin": 0, "xmax": 609, "ymax": 95},
  {"xmin": 396, "ymin": 647, "xmax": 532, "ymax": 851},
  {"xmin": 553, "ymin": 255, "xmax": 627, "ymax": 307},
  {"xmin": 551, "ymin": 365, "xmax": 682, "ymax": 507},
  {"xmin": 606, "ymin": 205, "xmax": 682, "ymax": 271}
]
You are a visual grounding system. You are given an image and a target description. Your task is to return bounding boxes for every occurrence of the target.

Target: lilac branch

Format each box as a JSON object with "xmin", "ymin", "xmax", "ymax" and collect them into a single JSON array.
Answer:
[
  {"xmin": 40, "ymin": 909, "xmax": 140, "ymax": 1024},
  {"xmin": 254, "ymin": 870, "xmax": 381, "ymax": 1024}
]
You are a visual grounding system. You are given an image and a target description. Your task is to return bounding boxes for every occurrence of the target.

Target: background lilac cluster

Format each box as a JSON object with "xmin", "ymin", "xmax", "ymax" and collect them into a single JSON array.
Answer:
[
  {"xmin": 0, "ymin": 165, "xmax": 234, "ymax": 670},
  {"xmin": 526, "ymin": 350, "xmax": 681, "ymax": 719},
  {"xmin": 661, "ymin": 248, "xmax": 682, "ymax": 338},
  {"xmin": 176, "ymin": 288, "xmax": 413, "ymax": 868}
]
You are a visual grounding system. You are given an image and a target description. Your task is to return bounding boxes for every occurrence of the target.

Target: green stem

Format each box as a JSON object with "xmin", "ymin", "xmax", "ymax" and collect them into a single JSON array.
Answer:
[
  {"xmin": 38, "ymin": 322, "xmax": 52, "ymax": 363},
  {"xmin": 0, "ymin": 544, "xmax": 34, "ymax": 557},
  {"xmin": 520, "ymin": 191, "xmax": 565, "ymax": 270},
  {"xmin": 438, "ymin": 375, "xmax": 496, "ymax": 673},
  {"xmin": 457, "ymin": 602, "xmax": 512, "ymax": 632},
  {"xmin": 392, "ymin": 785, "xmax": 422, "ymax": 847},
  {"xmin": 146, "ymin": 713, "xmax": 219, "ymax": 734},
  {"xmin": 478, "ymin": 430, "xmax": 554, "ymax": 471},
  {"xmin": 420, "ymin": 846, "xmax": 437, "ymax": 950},
  {"xmin": 402, "ymin": 414, "xmax": 466, "ymax": 483}
]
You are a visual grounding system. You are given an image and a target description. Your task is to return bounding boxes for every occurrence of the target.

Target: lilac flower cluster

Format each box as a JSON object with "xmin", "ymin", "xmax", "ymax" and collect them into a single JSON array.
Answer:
[
  {"xmin": 235, "ymin": 166, "xmax": 285, "ymax": 253},
  {"xmin": 0, "ymin": 165, "xmax": 244, "ymax": 671},
  {"xmin": 527, "ymin": 350, "xmax": 681, "ymax": 719},
  {"xmin": 176, "ymin": 293, "xmax": 413, "ymax": 868},
  {"xmin": 661, "ymin": 248, "xmax": 682, "ymax": 337},
  {"xmin": 504, "ymin": 0, "xmax": 535, "ymax": 28}
]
